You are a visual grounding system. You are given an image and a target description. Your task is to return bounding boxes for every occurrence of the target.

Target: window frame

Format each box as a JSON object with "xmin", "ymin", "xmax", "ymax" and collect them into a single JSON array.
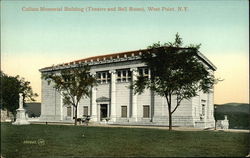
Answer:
[
  {"xmin": 143, "ymin": 105, "xmax": 150, "ymax": 118},
  {"xmin": 138, "ymin": 67, "xmax": 150, "ymax": 78},
  {"xmin": 67, "ymin": 106, "xmax": 72, "ymax": 117},
  {"xmin": 83, "ymin": 106, "xmax": 88, "ymax": 116},
  {"xmin": 96, "ymin": 71, "xmax": 110, "ymax": 84},
  {"xmin": 121, "ymin": 106, "xmax": 127, "ymax": 118},
  {"xmin": 116, "ymin": 69, "xmax": 131, "ymax": 83}
]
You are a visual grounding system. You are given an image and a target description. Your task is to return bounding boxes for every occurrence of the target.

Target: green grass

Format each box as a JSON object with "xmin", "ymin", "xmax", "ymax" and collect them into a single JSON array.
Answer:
[{"xmin": 1, "ymin": 123, "xmax": 249, "ymax": 158}]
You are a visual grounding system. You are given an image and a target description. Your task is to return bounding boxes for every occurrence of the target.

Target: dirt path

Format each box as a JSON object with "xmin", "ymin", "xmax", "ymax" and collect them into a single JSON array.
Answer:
[{"xmin": 30, "ymin": 122, "xmax": 249, "ymax": 133}]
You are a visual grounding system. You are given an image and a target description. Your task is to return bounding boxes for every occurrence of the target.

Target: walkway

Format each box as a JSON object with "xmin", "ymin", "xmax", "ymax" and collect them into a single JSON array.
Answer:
[{"xmin": 30, "ymin": 122, "xmax": 249, "ymax": 133}]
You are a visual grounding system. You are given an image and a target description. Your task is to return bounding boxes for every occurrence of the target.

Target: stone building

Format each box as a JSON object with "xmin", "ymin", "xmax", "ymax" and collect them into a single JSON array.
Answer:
[{"xmin": 39, "ymin": 47, "xmax": 216, "ymax": 128}]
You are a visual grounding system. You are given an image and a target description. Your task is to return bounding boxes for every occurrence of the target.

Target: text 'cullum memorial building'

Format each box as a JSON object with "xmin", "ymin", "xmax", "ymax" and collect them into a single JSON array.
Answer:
[{"xmin": 39, "ymin": 47, "xmax": 216, "ymax": 128}]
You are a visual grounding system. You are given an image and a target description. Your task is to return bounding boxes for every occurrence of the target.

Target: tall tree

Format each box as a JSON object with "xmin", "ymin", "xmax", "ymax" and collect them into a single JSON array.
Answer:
[
  {"xmin": 0, "ymin": 71, "xmax": 38, "ymax": 115},
  {"xmin": 131, "ymin": 33, "xmax": 217, "ymax": 130},
  {"xmin": 42, "ymin": 64, "xmax": 97, "ymax": 125}
]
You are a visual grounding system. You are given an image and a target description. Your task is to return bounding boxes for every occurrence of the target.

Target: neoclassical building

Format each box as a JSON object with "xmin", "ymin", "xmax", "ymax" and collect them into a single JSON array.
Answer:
[{"xmin": 39, "ymin": 47, "xmax": 216, "ymax": 128}]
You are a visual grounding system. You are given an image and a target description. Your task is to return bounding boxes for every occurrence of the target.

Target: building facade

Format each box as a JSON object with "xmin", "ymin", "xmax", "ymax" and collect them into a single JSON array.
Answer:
[{"xmin": 39, "ymin": 47, "xmax": 216, "ymax": 128}]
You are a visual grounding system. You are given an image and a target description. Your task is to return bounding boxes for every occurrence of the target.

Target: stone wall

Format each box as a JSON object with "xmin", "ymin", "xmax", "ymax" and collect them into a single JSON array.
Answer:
[{"xmin": 40, "ymin": 79, "xmax": 62, "ymax": 121}]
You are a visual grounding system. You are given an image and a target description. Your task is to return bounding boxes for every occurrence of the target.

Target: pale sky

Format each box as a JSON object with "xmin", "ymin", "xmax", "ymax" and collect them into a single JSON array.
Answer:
[{"xmin": 1, "ymin": 0, "xmax": 249, "ymax": 104}]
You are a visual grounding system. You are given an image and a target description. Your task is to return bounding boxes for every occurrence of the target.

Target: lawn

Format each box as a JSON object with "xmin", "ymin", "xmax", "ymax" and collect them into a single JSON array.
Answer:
[{"xmin": 1, "ymin": 123, "xmax": 249, "ymax": 158}]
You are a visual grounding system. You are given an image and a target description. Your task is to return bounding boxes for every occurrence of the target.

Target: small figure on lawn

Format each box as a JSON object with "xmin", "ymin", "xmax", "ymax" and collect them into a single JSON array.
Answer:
[{"xmin": 82, "ymin": 115, "xmax": 91, "ymax": 126}]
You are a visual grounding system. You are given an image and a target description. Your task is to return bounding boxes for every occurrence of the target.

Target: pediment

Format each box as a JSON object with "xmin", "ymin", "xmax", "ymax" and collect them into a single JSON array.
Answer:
[{"xmin": 96, "ymin": 96, "xmax": 110, "ymax": 102}]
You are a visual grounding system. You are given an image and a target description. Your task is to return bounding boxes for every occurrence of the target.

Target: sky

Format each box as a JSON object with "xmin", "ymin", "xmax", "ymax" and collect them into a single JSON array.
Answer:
[{"xmin": 1, "ymin": 0, "xmax": 249, "ymax": 104}]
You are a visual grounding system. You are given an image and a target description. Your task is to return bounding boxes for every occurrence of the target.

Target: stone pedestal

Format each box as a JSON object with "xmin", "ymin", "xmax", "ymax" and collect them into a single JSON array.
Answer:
[
  {"xmin": 12, "ymin": 93, "xmax": 30, "ymax": 125},
  {"xmin": 12, "ymin": 108, "xmax": 30, "ymax": 125}
]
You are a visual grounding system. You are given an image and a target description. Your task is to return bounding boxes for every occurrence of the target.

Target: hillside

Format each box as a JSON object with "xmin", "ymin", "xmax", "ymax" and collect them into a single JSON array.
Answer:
[
  {"xmin": 215, "ymin": 103, "xmax": 249, "ymax": 114},
  {"xmin": 215, "ymin": 103, "xmax": 249, "ymax": 129}
]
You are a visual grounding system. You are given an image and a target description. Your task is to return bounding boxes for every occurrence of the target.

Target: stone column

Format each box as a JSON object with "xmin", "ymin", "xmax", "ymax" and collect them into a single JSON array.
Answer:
[
  {"xmin": 60, "ymin": 93, "xmax": 63, "ymax": 121},
  {"xmin": 91, "ymin": 86, "xmax": 97, "ymax": 122},
  {"xmin": 109, "ymin": 70, "xmax": 116, "ymax": 122},
  {"xmin": 207, "ymin": 92, "xmax": 210, "ymax": 120},
  {"xmin": 71, "ymin": 106, "xmax": 74, "ymax": 119},
  {"xmin": 130, "ymin": 68, "xmax": 138, "ymax": 122},
  {"xmin": 150, "ymin": 90, "xmax": 154, "ymax": 122},
  {"xmin": 91, "ymin": 71, "xmax": 97, "ymax": 122}
]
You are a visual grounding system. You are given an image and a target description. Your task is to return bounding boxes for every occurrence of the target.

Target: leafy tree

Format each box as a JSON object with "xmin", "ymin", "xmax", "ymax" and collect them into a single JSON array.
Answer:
[
  {"xmin": 42, "ymin": 64, "xmax": 97, "ymax": 125},
  {"xmin": 131, "ymin": 33, "xmax": 217, "ymax": 130},
  {"xmin": 0, "ymin": 71, "xmax": 38, "ymax": 115}
]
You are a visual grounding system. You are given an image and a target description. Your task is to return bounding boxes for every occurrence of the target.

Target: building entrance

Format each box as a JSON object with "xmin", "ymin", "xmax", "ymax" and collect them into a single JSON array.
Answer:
[{"xmin": 100, "ymin": 104, "xmax": 108, "ymax": 120}]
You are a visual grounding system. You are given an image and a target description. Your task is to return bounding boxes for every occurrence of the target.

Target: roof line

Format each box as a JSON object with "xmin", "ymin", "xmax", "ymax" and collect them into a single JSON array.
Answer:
[
  {"xmin": 197, "ymin": 51, "xmax": 217, "ymax": 70},
  {"xmin": 39, "ymin": 47, "xmax": 216, "ymax": 72}
]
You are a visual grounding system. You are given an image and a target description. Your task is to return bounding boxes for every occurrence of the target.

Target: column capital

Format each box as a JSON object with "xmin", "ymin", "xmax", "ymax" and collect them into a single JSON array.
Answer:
[
  {"xmin": 130, "ymin": 67, "xmax": 137, "ymax": 72},
  {"xmin": 109, "ymin": 69, "xmax": 116, "ymax": 74},
  {"xmin": 90, "ymin": 71, "xmax": 96, "ymax": 76}
]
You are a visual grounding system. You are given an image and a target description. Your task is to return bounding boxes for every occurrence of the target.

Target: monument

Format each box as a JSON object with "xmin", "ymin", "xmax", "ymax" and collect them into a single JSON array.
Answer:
[
  {"xmin": 12, "ymin": 93, "xmax": 30, "ymax": 125},
  {"xmin": 216, "ymin": 115, "xmax": 229, "ymax": 130}
]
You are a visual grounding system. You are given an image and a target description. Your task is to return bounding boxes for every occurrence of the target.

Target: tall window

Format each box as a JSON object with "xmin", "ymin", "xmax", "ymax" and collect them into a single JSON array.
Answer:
[
  {"xmin": 117, "ymin": 71, "xmax": 121, "ymax": 82},
  {"xmin": 83, "ymin": 106, "xmax": 88, "ymax": 116},
  {"xmin": 143, "ymin": 105, "xmax": 150, "ymax": 118},
  {"xmin": 202, "ymin": 104, "xmax": 205, "ymax": 116},
  {"xmin": 67, "ymin": 106, "xmax": 71, "ymax": 117},
  {"xmin": 96, "ymin": 71, "xmax": 110, "ymax": 84},
  {"xmin": 201, "ymin": 100, "xmax": 206, "ymax": 118},
  {"xmin": 122, "ymin": 70, "xmax": 126, "ymax": 82},
  {"xmin": 121, "ymin": 106, "xmax": 127, "ymax": 118},
  {"xmin": 116, "ymin": 69, "xmax": 131, "ymax": 82}
]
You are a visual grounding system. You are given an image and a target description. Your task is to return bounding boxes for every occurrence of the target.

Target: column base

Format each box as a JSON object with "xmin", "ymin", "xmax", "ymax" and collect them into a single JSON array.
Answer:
[
  {"xmin": 129, "ymin": 117, "xmax": 138, "ymax": 122},
  {"xmin": 110, "ymin": 116, "xmax": 116, "ymax": 122},
  {"xmin": 90, "ymin": 115, "xmax": 98, "ymax": 122}
]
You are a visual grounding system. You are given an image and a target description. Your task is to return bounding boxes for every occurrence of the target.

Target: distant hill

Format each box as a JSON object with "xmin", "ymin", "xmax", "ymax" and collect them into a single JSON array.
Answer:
[
  {"xmin": 215, "ymin": 103, "xmax": 249, "ymax": 114},
  {"xmin": 215, "ymin": 103, "xmax": 249, "ymax": 129}
]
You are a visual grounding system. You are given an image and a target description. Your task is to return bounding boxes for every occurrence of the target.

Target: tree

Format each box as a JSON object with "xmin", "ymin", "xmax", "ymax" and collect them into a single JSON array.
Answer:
[
  {"xmin": 0, "ymin": 71, "xmax": 38, "ymax": 115},
  {"xmin": 131, "ymin": 33, "xmax": 217, "ymax": 130},
  {"xmin": 42, "ymin": 64, "xmax": 97, "ymax": 125}
]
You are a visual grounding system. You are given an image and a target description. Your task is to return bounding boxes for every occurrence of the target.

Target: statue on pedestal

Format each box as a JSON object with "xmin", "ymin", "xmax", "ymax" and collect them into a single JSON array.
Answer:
[
  {"xmin": 19, "ymin": 93, "xmax": 23, "ymax": 109},
  {"xmin": 12, "ymin": 93, "xmax": 30, "ymax": 125}
]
